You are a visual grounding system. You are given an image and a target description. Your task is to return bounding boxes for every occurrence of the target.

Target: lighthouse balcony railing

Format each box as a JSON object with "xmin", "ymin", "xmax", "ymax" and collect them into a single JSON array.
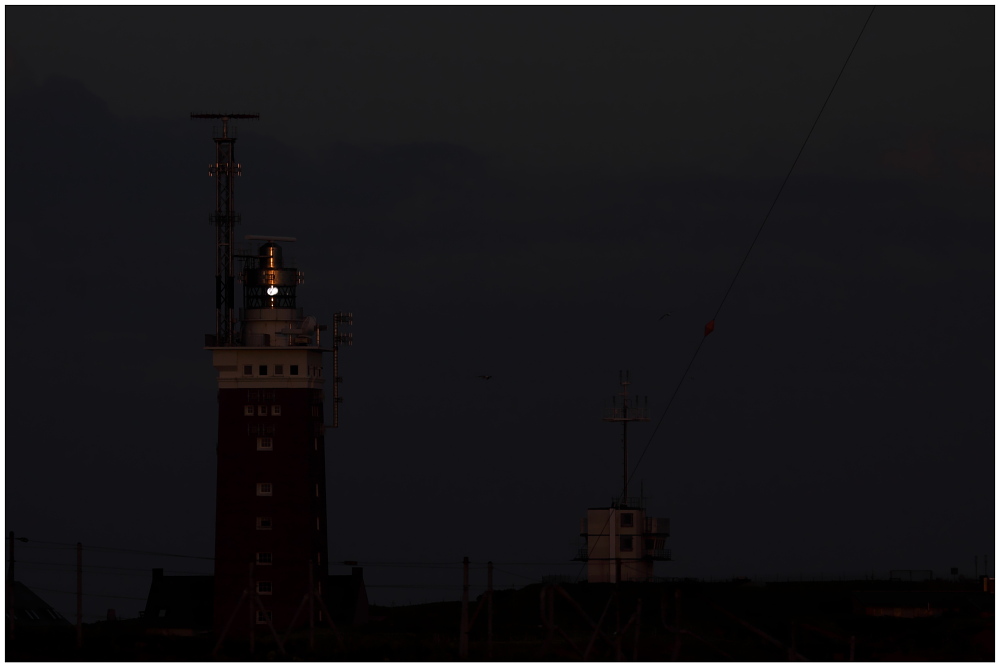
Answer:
[
  {"xmin": 239, "ymin": 308, "xmax": 304, "ymax": 320},
  {"xmin": 611, "ymin": 495, "xmax": 647, "ymax": 510}
]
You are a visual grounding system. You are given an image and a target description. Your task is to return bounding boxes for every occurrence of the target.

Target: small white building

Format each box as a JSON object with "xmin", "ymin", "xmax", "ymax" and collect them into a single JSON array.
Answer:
[{"xmin": 575, "ymin": 496, "xmax": 670, "ymax": 583}]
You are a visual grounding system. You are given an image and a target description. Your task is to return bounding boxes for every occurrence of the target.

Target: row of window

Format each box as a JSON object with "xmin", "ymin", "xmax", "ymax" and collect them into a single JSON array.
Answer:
[
  {"xmin": 252, "ymin": 580, "xmax": 321, "ymax": 596},
  {"xmin": 254, "ymin": 517, "xmax": 322, "ymax": 531},
  {"xmin": 246, "ymin": 405, "xmax": 281, "ymax": 417},
  {"xmin": 255, "ymin": 552, "xmax": 323, "ymax": 567},
  {"xmin": 243, "ymin": 406, "xmax": 323, "ymax": 418},
  {"xmin": 248, "ymin": 424, "xmax": 275, "ymax": 437},
  {"xmin": 243, "ymin": 365, "xmax": 323, "ymax": 377},
  {"xmin": 616, "ymin": 537, "xmax": 659, "ymax": 552},
  {"xmin": 256, "ymin": 483, "xmax": 322, "ymax": 497},
  {"xmin": 254, "ymin": 437, "xmax": 322, "ymax": 451},
  {"xmin": 244, "ymin": 364, "xmax": 299, "ymax": 377}
]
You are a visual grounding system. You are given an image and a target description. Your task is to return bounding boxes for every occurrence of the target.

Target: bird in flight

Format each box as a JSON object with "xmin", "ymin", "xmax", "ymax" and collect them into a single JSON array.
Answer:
[
  {"xmin": 658, "ymin": 312, "xmax": 672, "ymax": 320},
  {"xmin": 476, "ymin": 375, "xmax": 492, "ymax": 380}
]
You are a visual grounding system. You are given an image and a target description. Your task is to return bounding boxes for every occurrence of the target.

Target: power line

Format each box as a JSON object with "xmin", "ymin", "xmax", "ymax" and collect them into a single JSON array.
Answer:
[
  {"xmin": 628, "ymin": 5, "xmax": 877, "ymax": 490},
  {"xmin": 22, "ymin": 585, "xmax": 148, "ymax": 602},
  {"xmin": 17, "ymin": 540, "xmax": 214, "ymax": 561},
  {"xmin": 490, "ymin": 565, "xmax": 538, "ymax": 582},
  {"xmin": 577, "ymin": 6, "xmax": 877, "ymax": 580},
  {"xmin": 14, "ymin": 561, "xmax": 211, "ymax": 578}
]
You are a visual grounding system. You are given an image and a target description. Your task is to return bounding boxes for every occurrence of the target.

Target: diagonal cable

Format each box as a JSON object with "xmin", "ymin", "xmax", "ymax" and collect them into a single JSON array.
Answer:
[{"xmin": 628, "ymin": 5, "xmax": 877, "ymax": 488}]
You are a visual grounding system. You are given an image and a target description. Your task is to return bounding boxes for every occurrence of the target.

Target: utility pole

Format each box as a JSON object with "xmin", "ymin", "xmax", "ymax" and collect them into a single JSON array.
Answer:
[
  {"xmin": 7, "ymin": 532, "xmax": 26, "ymax": 641},
  {"xmin": 459, "ymin": 556, "xmax": 469, "ymax": 659},
  {"xmin": 602, "ymin": 370, "xmax": 649, "ymax": 505},
  {"xmin": 249, "ymin": 562, "xmax": 255, "ymax": 654},
  {"xmin": 308, "ymin": 561, "xmax": 315, "ymax": 651},
  {"xmin": 487, "ymin": 561, "xmax": 494, "ymax": 660},
  {"xmin": 76, "ymin": 542, "xmax": 83, "ymax": 649},
  {"xmin": 8, "ymin": 532, "xmax": 14, "ymax": 641},
  {"xmin": 330, "ymin": 312, "xmax": 353, "ymax": 428},
  {"xmin": 602, "ymin": 371, "xmax": 649, "ymax": 584}
]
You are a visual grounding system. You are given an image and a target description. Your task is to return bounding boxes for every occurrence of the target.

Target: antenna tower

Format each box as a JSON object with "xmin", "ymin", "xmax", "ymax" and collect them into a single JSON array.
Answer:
[
  {"xmin": 602, "ymin": 370, "xmax": 649, "ymax": 506},
  {"xmin": 191, "ymin": 112, "xmax": 260, "ymax": 346},
  {"xmin": 330, "ymin": 312, "xmax": 353, "ymax": 428}
]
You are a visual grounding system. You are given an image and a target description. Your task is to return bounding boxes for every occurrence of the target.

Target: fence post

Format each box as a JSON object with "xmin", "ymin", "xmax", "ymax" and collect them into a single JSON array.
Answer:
[
  {"xmin": 459, "ymin": 556, "xmax": 469, "ymax": 659},
  {"xmin": 632, "ymin": 598, "xmax": 642, "ymax": 661},
  {"xmin": 248, "ymin": 562, "xmax": 255, "ymax": 654},
  {"xmin": 308, "ymin": 561, "xmax": 315, "ymax": 651},
  {"xmin": 76, "ymin": 542, "xmax": 83, "ymax": 649},
  {"xmin": 671, "ymin": 588, "xmax": 682, "ymax": 660},
  {"xmin": 487, "ymin": 561, "xmax": 493, "ymax": 659},
  {"xmin": 584, "ymin": 592, "xmax": 614, "ymax": 660}
]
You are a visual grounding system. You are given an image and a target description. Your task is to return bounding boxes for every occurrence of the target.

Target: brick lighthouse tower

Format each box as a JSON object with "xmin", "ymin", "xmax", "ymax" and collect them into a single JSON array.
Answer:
[{"xmin": 193, "ymin": 114, "xmax": 349, "ymax": 636}]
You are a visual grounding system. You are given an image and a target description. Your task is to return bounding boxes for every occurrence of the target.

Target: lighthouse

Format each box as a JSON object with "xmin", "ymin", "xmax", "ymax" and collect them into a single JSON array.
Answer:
[
  {"xmin": 192, "ymin": 114, "xmax": 349, "ymax": 636},
  {"xmin": 208, "ymin": 237, "xmax": 331, "ymax": 633}
]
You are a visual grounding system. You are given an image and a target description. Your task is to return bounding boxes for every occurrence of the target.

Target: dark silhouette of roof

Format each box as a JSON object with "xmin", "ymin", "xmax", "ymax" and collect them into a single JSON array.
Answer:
[
  {"xmin": 327, "ymin": 567, "xmax": 369, "ymax": 626},
  {"xmin": 8, "ymin": 581, "xmax": 71, "ymax": 627},
  {"xmin": 142, "ymin": 569, "xmax": 214, "ymax": 630}
]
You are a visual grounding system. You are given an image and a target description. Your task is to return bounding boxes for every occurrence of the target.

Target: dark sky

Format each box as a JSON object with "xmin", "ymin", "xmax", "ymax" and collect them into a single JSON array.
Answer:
[{"xmin": 6, "ymin": 6, "xmax": 994, "ymax": 620}]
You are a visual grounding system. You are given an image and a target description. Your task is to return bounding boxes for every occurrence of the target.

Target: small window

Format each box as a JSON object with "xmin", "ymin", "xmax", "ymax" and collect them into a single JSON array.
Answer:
[
  {"xmin": 257, "ymin": 483, "xmax": 272, "ymax": 496},
  {"xmin": 316, "ymin": 517, "xmax": 320, "ymax": 531},
  {"xmin": 272, "ymin": 405, "xmax": 281, "ymax": 416},
  {"xmin": 314, "ymin": 437, "xmax": 319, "ymax": 451},
  {"xmin": 311, "ymin": 405, "xmax": 320, "ymax": 418},
  {"xmin": 244, "ymin": 405, "xmax": 255, "ymax": 417},
  {"xmin": 243, "ymin": 365, "xmax": 253, "ymax": 376},
  {"xmin": 645, "ymin": 538, "xmax": 654, "ymax": 551},
  {"xmin": 256, "ymin": 610, "xmax": 273, "ymax": 624},
  {"xmin": 290, "ymin": 365, "xmax": 299, "ymax": 376},
  {"xmin": 257, "ymin": 436, "xmax": 273, "ymax": 451},
  {"xmin": 256, "ymin": 552, "xmax": 273, "ymax": 565},
  {"xmin": 257, "ymin": 581, "xmax": 272, "ymax": 595},
  {"xmin": 621, "ymin": 513, "xmax": 634, "ymax": 528},
  {"xmin": 315, "ymin": 483, "xmax": 320, "ymax": 498},
  {"xmin": 259, "ymin": 365, "xmax": 267, "ymax": 376},
  {"xmin": 258, "ymin": 405, "xmax": 268, "ymax": 416},
  {"xmin": 256, "ymin": 517, "xmax": 272, "ymax": 530},
  {"xmin": 620, "ymin": 536, "xmax": 634, "ymax": 552},
  {"xmin": 274, "ymin": 365, "xmax": 284, "ymax": 375}
]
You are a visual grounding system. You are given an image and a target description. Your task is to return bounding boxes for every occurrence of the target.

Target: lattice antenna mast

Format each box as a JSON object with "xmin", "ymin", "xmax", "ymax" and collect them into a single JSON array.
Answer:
[
  {"xmin": 191, "ymin": 112, "xmax": 260, "ymax": 346},
  {"xmin": 330, "ymin": 312, "xmax": 353, "ymax": 428},
  {"xmin": 602, "ymin": 370, "xmax": 650, "ymax": 505}
]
